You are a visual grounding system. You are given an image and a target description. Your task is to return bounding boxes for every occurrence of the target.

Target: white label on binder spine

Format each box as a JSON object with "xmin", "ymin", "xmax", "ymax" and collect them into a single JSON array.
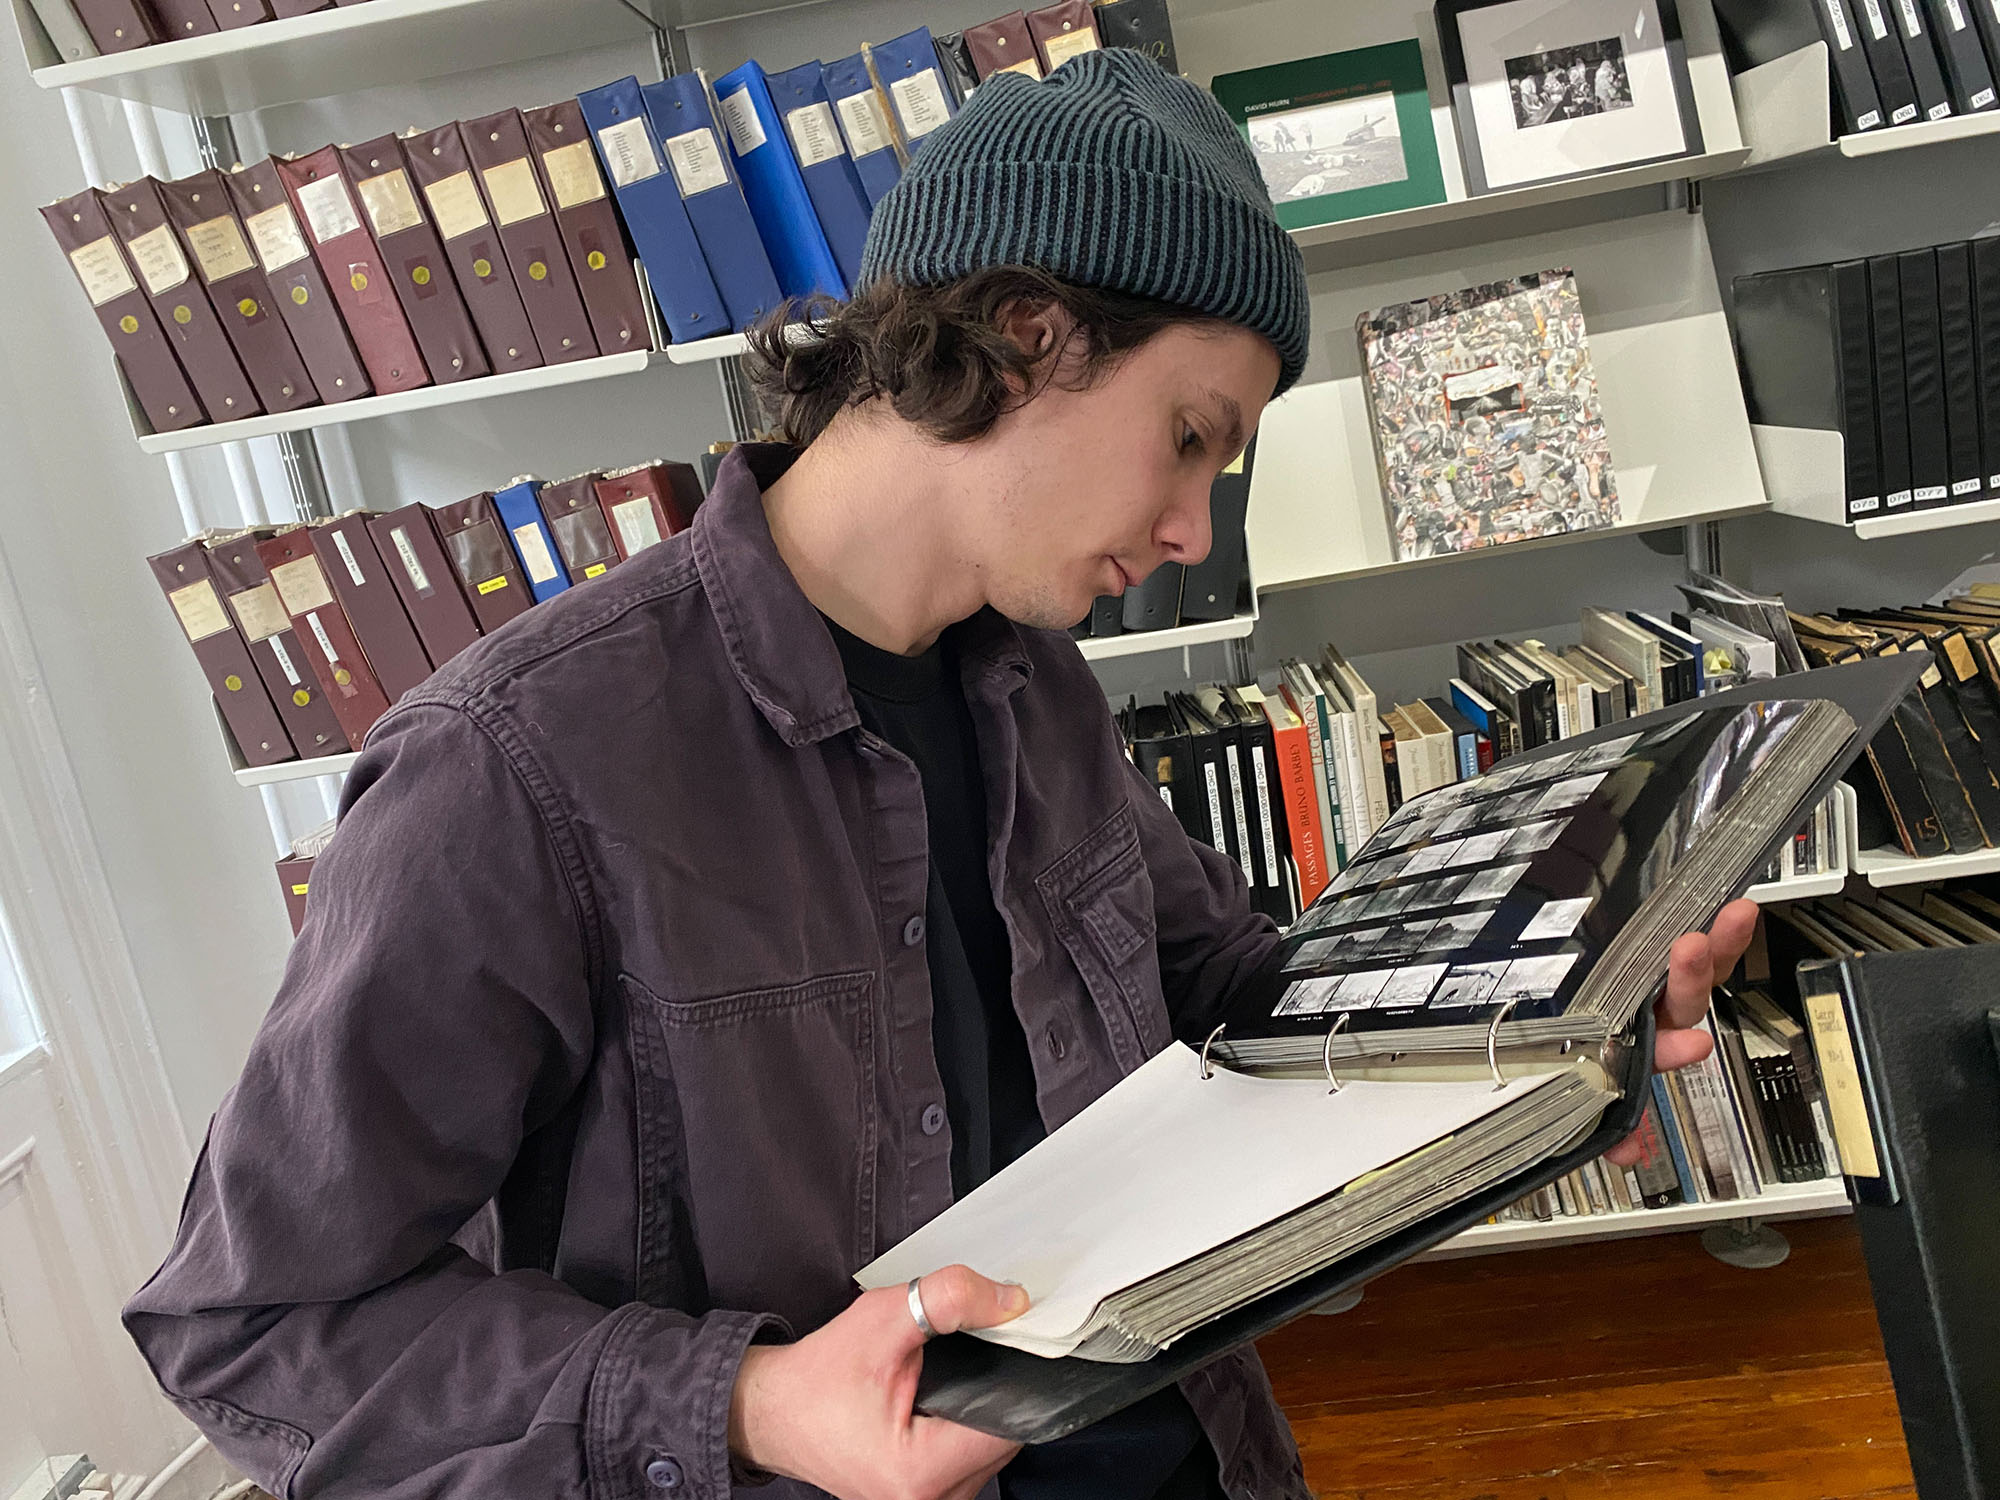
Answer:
[
  {"xmin": 1945, "ymin": 0, "xmax": 1967, "ymax": 28},
  {"xmin": 511, "ymin": 523, "xmax": 560, "ymax": 585},
  {"xmin": 1859, "ymin": 0, "xmax": 1890, "ymax": 38},
  {"xmin": 295, "ymin": 174, "xmax": 361, "ymax": 245},
  {"xmin": 330, "ymin": 529, "xmax": 367, "ymax": 587},
  {"xmin": 540, "ymin": 140, "xmax": 607, "ymax": 209},
  {"xmin": 716, "ymin": 89, "xmax": 767, "ymax": 155},
  {"xmin": 1251, "ymin": 747, "xmax": 1280, "ymax": 888},
  {"xmin": 481, "ymin": 158, "xmax": 546, "ymax": 226},
  {"xmin": 610, "ymin": 496, "xmax": 664, "ymax": 555},
  {"xmin": 186, "ymin": 214, "xmax": 256, "ymax": 283},
  {"xmin": 1888, "ymin": 488, "xmax": 1915, "ymax": 506},
  {"xmin": 68, "ymin": 236, "xmax": 136, "ymax": 305},
  {"xmin": 1858, "ymin": 107, "xmax": 1884, "ymax": 127},
  {"xmin": 664, "ymin": 128, "xmax": 729, "ymax": 197},
  {"xmin": 1954, "ymin": 478, "xmax": 1982, "ymax": 495},
  {"xmin": 388, "ymin": 526, "xmax": 433, "ymax": 594},
  {"xmin": 889, "ymin": 69, "xmax": 951, "ymax": 139},
  {"xmin": 1916, "ymin": 484, "xmax": 1949, "ymax": 501},
  {"xmin": 127, "ymin": 224, "xmax": 190, "ymax": 294},
  {"xmin": 1202, "ymin": 762, "xmax": 1226, "ymax": 865},
  {"xmin": 835, "ymin": 90, "xmax": 892, "ymax": 158},
  {"xmin": 230, "ymin": 583, "xmax": 289, "ymax": 643},
  {"xmin": 267, "ymin": 633, "xmax": 301, "ymax": 685},
  {"xmin": 1852, "ymin": 494, "xmax": 1881, "ymax": 512},
  {"xmin": 245, "ymin": 203, "xmax": 310, "ymax": 271},
  {"xmin": 1895, "ymin": 0, "xmax": 1921, "ymax": 34},
  {"xmin": 1042, "ymin": 27, "xmax": 1100, "ymax": 66},
  {"xmin": 305, "ymin": 609, "xmax": 340, "ymax": 664},
  {"xmin": 422, "ymin": 172, "xmax": 490, "ymax": 240},
  {"xmin": 1976, "ymin": 87, "xmax": 1997, "ymax": 107},
  {"xmin": 168, "ymin": 580, "xmax": 231, "ymax": 642},
  {"xmin": 786, "ymin": 101, "xmax": 846, "ymax": 166},
  {"xmin": 596, "ymin": 117, "xmax": 662, "ymax": 187},
  {"xmin": 1826, "ymin": 0, "xmax": 1855, "ymax": 46},
  {"xmin": 356, "ymin": 169, "xmax": 425, "ymax": 237}
]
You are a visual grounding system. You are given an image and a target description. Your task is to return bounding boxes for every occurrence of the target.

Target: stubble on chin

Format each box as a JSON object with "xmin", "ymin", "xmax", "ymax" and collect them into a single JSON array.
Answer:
[{"xmin": 993, "ymin": 577, "xmax": 1090, "ymax": 634}]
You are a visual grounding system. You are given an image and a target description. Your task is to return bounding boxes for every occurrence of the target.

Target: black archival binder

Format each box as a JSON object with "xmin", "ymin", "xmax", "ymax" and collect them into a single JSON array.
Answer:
[
  {"xmin": 1921, "ymin": 0, "xmax": 1998, "ymax": 112},
  {"xmin": 1935, "ymin": 241, "xmax": 1986, "ymax": 501},
  {"xmin": 1898, "ymin": 248, "xmax": 1952, "ymax": 508},
  {"xmin": 1857, "ymin": 0, "xmax": 1924, "ymax": 123},
  {"xmin": 1797, "ymin": 946, "xmax": 2000, "ymax": 1500},
  {"xmin": 1130, "ymin": 701, "xmax": 1208, "ymax": 845},
  {"xmin": 1180, "ymin": 434, "xmax": 1254, "ymax": 623},
  {"xmin": 1890, "ymin": 0, "xmax": 1956, "ymax": 118},
  {"xmin": 1869, "ymin": 253, "xmax": 1917, "ymax": 510},
  {"xmin": 914, "ymin": 654, "xmax": 1926, "ymax": 1442},
  {"xmin": 1970, "ymin": 0, "xmax": 2000, "ymax": 110},
  {"xmin": 1824, "ymin": 0, "xmax": 1890, "ymax": 129},
  {"xmin": 1971, "ymin": 236, "xmax": 2000, "ymax": 495},
  {"xmin": 1173, "ymin": 692, "xmax": 1240, "ymax": 873},
  {"xmin": 1120, "ymin": 562, "xmax": 1183, "ymax": 632}
]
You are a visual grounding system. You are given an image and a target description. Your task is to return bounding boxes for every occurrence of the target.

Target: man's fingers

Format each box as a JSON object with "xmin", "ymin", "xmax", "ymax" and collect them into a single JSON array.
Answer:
[
  {"xmin": 1601, "ymin": 1131, "xmax": 1642, "ymax": 1169},
  {"xmin": 1706, "ymin": 899, "xmax": 1760, "ymax": 983},
  {"xmin": 1653, "ymin": 1025, "xmax": 1713, "ymax": 1074},
  {"xmin": 1661, "ymin": 931, "xmax": 1715, "ymax": 1030},
  {"xmin": 915, "ymin": 1264, "xmax": 1032, "ymax": 1336}
]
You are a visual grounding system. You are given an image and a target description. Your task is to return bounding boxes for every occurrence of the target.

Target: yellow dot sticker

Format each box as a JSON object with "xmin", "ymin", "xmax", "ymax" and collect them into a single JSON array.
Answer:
[
  {"xmin": 528, "ymin": 260, "xmax": 548, "ymax": 281},
  {"xmin": 173, "ymin": 304, "xmax": 193, "ymax": 324},
  {"xmin": 223, "ymin": 673, "xmax": 243, "ymax": 691},
  {"xmin": 238, "ymin": 297, "xmax": 259, "ymax": 317},
  {"xmin": 472, "ymin": 257, "xmax": 492, "ymax": 278},
  {"xmin": 291, "ymin": 285, "xmax": 309, "ymax": 305},
  {"xmin": 412, "ymin": 265, "xmax": 431, "ymax": 286},
  {"xmin": 293, "ymin": 689, "xmax": 312, "ymax": 706},
  {"xmin": 350, "ymin": 270, "xmax": 368, "ymax": 292},
  {"xmin": 118, "ymin": 314, "xmax": 139, "ymax": 333},
  {"xmin": 586, "ymin": 250, "xmax": 606, "ymax": 271},
  {"xmin": 332, "ymin": 667, "xmax": 352, "ymax": 687}
]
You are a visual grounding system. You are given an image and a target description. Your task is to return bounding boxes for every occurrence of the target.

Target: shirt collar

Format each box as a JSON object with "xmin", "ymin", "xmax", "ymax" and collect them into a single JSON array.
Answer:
[{"xmin": 691, "ymin": 444, "xmax": 1032, "ymax": 748}]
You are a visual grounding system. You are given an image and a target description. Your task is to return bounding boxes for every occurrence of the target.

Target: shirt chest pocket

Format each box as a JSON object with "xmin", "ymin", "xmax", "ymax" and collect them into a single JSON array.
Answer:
[{"xmin": 1037, "ymin": 804, "xmax": 1171, "ymax": 1071}]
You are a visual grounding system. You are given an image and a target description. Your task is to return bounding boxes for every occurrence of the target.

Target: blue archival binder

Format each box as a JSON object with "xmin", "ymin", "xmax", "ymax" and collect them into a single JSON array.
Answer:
[
  {"xmin": 712, "ymin": 61, "xmax": 846, "ymax": 301},
  {"xmin": 764, "ymin": 60, "xmax": 874, "ymax": 290},
  {"xmin": 576, "ymin": 76, "xmax": 729, "ymax": 345},
  {"xmin": 821, "ymin": 53, "xmax": 904, "ymax": 207},
  {"xmin": 638, "ymin": 75, "xmax": 784, "ymax": 332},
  {"xmin": 870, "ymin": 28, "xmax": 957, "ymax": 158},
  {"xmin": 491, "ymin": 478, "xmax": 573, "ymax": 603}
]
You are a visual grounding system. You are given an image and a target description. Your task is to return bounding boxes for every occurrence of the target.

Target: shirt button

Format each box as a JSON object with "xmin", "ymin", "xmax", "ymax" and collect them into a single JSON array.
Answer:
[
  {"xmin": 921, "ymin": 1103, "xmax": 946, "ymax": 1136},
  {"xmin": 644, "ymin": 1457, "xmax": 683, "ymax": 1490},
  {"xmin": 902, "ymin": 915, "xmax": 926, "ymax": 947}
]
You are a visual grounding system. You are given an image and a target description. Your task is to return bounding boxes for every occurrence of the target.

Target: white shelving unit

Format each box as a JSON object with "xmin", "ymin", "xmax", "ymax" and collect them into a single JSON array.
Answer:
[
  {"xmin": 1077, "ymin": 611, "xmax": 1256, "ymax": 662},
  {"xmin": 1753, "ymin": 425, "xmax": 2000, "ymax": 540},
  {"xmin": 1422, "ymin": 1176, "xmax": 1851, "ymax": 1260},
  {"xmin": 1732, "ymin": 41, "xmax": 2000, "ymax": 171},
  {"xmin": 1851, "ymin": 838, "xmax": 2000, "ymax": 888},
  {"xmin": 234, "ymin": 751, "xmax": 359, "ymax": 788}
]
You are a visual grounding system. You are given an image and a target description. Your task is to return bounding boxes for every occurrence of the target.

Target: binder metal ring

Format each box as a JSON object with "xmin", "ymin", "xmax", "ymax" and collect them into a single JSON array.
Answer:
[
  {"xmin": 1199, "ymin": 1024, "xmax": 1226, "ymax": 1080},
  {"xmin": 1322, "ymin": 1014, "xmax": 1351, "ymax": 1094},
  {"xmin": 1485, "ymin": 997, "xmax": 1525, "ymax": 1090}
]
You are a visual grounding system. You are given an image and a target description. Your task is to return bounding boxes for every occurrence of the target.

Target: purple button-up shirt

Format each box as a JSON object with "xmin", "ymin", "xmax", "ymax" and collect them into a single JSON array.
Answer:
[{"xmin": 125, "ymin": 445, "xmax": 1309, "ymax": 1500}]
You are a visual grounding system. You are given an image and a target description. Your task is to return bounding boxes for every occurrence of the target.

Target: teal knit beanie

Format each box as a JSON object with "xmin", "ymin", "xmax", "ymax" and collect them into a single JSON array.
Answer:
[{"xmin": 858, "ymin": 48, "xmax": 1311, "ymax": 395}]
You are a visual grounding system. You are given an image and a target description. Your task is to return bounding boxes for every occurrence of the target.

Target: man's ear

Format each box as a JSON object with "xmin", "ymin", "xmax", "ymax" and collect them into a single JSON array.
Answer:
[{"xmin": 996, "ymin": 298, "xmax": 1072, "ymax": 365}]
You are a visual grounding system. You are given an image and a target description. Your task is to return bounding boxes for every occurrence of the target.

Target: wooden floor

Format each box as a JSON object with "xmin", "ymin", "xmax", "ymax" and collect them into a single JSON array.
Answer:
[{"xmin": 1260, "ymin": 1216, "xmax": 1915, "ymax": 1500}]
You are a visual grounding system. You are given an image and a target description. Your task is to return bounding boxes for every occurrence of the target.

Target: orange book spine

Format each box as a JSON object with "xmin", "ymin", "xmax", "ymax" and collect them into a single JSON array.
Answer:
[{"xmin": 1265, "ymin": 708, "xmax": 1329, "ymax": 907}]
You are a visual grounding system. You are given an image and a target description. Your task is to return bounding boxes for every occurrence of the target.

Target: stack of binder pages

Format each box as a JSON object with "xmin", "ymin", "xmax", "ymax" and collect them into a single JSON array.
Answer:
[{"xmin": 857, "ymin": 655, "xmax": 1922, "ymax": 1439}]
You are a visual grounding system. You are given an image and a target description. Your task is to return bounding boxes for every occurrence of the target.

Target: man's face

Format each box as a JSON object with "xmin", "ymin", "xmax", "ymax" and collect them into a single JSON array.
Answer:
[{"xmin": 953, "ymin": 320, "xmax": 1283, "ymax": 632}]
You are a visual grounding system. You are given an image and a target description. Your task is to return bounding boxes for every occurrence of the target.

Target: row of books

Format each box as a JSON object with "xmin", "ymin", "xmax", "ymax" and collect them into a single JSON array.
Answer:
[
  {"xmin": 151, "ymin": 457, "xmax": 710, "ymax": 768},
  {"xmin": 26, "ymin": 0, "xmax": 377, "ymax": 61},
  {"xmin": 1735, "ymin": 236, "xmax": 2000, "ymax": 523},
  {"xmin": 1072, "ymin": 437, "xmax": 1254, "ymax": 638},
  {"xmin": 1801, "ymin": 0, "xmax": 2000, "ymax": 134}
]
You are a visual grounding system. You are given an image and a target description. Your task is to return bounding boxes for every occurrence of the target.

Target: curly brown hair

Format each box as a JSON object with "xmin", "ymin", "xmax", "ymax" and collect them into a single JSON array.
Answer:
[{"xmin": 743, "ymin": 266, "xmax": 1223, "ymax": 448}]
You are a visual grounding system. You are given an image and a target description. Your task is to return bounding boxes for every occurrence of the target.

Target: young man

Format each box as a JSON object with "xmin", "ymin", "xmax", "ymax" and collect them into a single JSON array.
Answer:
[{"xmin": 125, "ymin": 51, "xmax": 1752, "ymax": 1500}]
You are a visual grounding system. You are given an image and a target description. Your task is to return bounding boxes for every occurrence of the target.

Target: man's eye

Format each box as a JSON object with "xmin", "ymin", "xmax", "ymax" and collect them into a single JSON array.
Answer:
[{"xmin": 1180, "ymin": 425, "xmax": 1204, "ymax": 456}]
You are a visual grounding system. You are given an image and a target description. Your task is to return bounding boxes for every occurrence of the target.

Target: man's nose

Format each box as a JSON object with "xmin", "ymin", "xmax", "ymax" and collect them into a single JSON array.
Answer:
[{"xmin": 1157, "ymin": 482, "xmax": 1214, "ymax": 566}]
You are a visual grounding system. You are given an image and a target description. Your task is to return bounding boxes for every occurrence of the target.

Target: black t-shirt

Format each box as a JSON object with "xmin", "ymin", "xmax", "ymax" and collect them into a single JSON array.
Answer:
[{"xmin": 826, "ymin": 616, "xmax": 1219, "ymax": 1500}]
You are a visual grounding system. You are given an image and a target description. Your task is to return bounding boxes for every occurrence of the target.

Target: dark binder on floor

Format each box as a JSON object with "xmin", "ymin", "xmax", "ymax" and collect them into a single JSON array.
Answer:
[
  {"xmin": 537, "ymin": 473, "xmax": 622, "ymax": 581},
  {"xmin": 1120, "ymin": 563, "xmax": 1182, "ymax": 632},
  {"xmin": 431, "ymin": 493, "xmax": 533, "ymax": 633},
  {"xmin": 1891, "ymin": 0, "xmax": 1956, "ymax": 118},
  {"xmin": 1181, "ymin": 435, "xmax": 1255, "ymax": 621},
  {"xmin": 522, "ymin": 100, "xmax": 651, "ymax": 357},
  {"xmin": 338, "ymin": 135, "xmax": 489, "ymax": 384},
  {"xmin": 463, "ymin": 108, "xmax": 600, "ymax": 365},
  {"xmin": 223, "ymin": 161, "xmax": 373, "ymax": 404},
  {"xmin": 203, "ymin": 529, "xmax": 348, "ymax": 759},
  {"xmin": 309, "ymin": 514, "xmax": 435, "ymax": 701},
  {"xmin": 1819, "ymin": 0, "xmax": 1887, "ymax": 129},
  {"xmin": 765, "ymin": 60, "xmax": 874, "ymax": 292},
  {"xmin": 157, "ymin": 170, "xmax": 317, "ymax": 414},
  {"xmin": 1898, "ymin": 248, "xmax": 1952, "ymax": 508},
  {"xmin": 713, "ymin": 60, "xmax": 848, "ymax": 301},
  {"xmin": 148, "ymin": 540, "xmax": 294, "ymax": 767},
  {"xmin": 1921, "ymin": 0, "xmax": 1998, "ymax": 111},
  {"xmin": 1868, "ymin": 253, "xmax": 1916, "ymax": 510},
  {"xmin": 367, "ymin": 505, "xmax": 482, "ymax": 668},
  {"xmin": 1972, "ymin": 235, "xmax": 2000, "ymax": 495},
  {"xmin": 577, "ymin": 76, "xmax": 732, "ymax": 345},
  {"xmin": 400, "ymin": 124, "xmax": 545, "ymax": 377},
  {"xmin": 1796, "ymin": 948, "xmax": 2000, "ymax": 1500},
  {"xmin": 1935, "ymin": 240, "xmax": 1985, "ymax": 501},
  {"xmin": 634, "ymin": 75, "xmax": 784, "ymax": 334},
  {"xmin": 1857, "ymin": 0, "xmax": 1924, "ymax": 124}
]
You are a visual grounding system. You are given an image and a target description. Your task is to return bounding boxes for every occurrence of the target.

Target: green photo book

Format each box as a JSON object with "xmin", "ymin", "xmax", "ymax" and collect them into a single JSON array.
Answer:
[{"xmin": 1211, "ymin": 39, "xmax": 1447, "ymax": 232}]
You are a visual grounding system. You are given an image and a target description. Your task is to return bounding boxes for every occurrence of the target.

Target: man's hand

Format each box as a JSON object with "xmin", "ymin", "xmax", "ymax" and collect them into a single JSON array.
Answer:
[
  {"xmin": 729, "ymin": 1265, "xmax": 1027, "ymax": 1500},
  {"xmin": 1601, "ymin": 897, "xmax": 1759, "ymax": 1169}
]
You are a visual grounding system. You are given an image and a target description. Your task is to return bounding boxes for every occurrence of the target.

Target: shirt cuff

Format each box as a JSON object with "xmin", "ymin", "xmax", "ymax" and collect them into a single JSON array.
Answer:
[{"xmin": 586, "ymin": 1303, "xmax": 791, "ymax": 1500}]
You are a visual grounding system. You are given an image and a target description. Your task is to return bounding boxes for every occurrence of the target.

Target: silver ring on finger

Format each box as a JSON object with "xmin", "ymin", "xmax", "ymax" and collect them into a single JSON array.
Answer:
[{"xmin": 907, "ymin": 1276, "xmax": 937, "ymax": 1340}]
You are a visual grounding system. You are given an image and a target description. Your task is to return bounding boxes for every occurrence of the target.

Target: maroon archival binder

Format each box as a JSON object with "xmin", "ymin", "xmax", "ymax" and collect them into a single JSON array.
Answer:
[
  {"xmin": 401, "ymin": 124, "xmax": 543, "ymax": 377},
  {"xmin": 430, "ymin": 493, "xmax": 532, "ymax": 634},
  {"xmin": 103, "ymin": 177, "xmax": 261, "ymax": 423},
  {"xmin": 148, "ymin": 540, "xmax": 294, "ymax": 767},
  {"xmin": 150, "ymin": 0, "xmax": 217, "ymax": 38},
  {"xmin": 537, "ymin": 473, "xmax": 621, "ymax": 581},
  {"xmin": 462, "ymin": 107, "xmax": 599, "ymax": 364},
  {"xmin": 158, "ymin": 169, "xmax": 317, "ymax": 414},
  {"xmin": 255, "ymin": 528, "xmax": 392, "ymax": 751},
  {"xmin": 42, "ymin": 188, "xmax": 205, "ymax": 434},
  {"xmin": 69, "ymin": 0, "xmax": 160, "ymax": 51},
  {"xmin": 202, "ymin": 0, "xmax": 272, "ymax": 28},
  {"xmin": 337, "ymin": 135, "xmax": 488, "ymax": 384},
  {"xmin": 367, "ymin": 504, "xmax": 482, "ymax": 667},
  {"xmin": 309, "ymin": 512, "xmax": 434, "ymax": 700},
  {"xmin": 203, "ymin": 528, "xmax": 348, "ymax": 760},
  {"xmin": 224, "ymin": 161, "xmax": 372, "ymax": 403},
  {"xmin": 275, "ymin": 147, "xmax": 429, "ymax": 396},
  {"xmin": 594, "ymin": 461, "xmax": 701, "ymax": 560},
  {"xmin": 523, "ymin": 101, "xmax": 649, "ymax": 356}
]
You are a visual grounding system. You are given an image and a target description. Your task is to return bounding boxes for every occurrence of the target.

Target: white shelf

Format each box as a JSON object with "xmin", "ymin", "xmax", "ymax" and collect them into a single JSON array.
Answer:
[
  {"xmin": 1077, "ymin": 613, "xmax": 1255, "ymax": 662},
  {"xmin": 1422, "ymin": 1176, "xmax": 1851, "ymax": 1259},
  {"xmin": 662, "ymin": 320, "xmax": 815, "ymax": 365},
  {"xmin": 1752, "ymin": 425, "xmax": 2000, "ymax": 539},
  {"xmin": 1841, "ymin": 107, "xmax": 2000, "ymax": 159},
  {"xmin": 1731, "ymin": 40, "xmax": 2000, "ymax": 173},
  {"xmin": 14, "ymin": 0, "xmax": 684, "ymax": 115},
  {"xmin": 235, "ymin": 751, "xmax": 359, "ymax": 787},
  {"xmin": 132, "ymin": 349, "xmax": 658, "ymax": 455},
  {"xmin": 1852, "ymin": 838, "xmax": 2000, "ymax": 888},
  {"xmin": 1747, "ymin": 868, "xmax": 1845, "ymax": 902}
]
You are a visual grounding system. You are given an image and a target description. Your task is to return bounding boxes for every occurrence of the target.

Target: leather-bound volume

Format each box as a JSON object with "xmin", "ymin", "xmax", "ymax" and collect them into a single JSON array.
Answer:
[
  {"xmin": 309, "ymin": 512, "xmax": 435, "ymax": 700},
  {"xmin": 337, "ymin": 135, "xmax": 488, "ymax": 384},
  {"xmin": 203, "ymin": 0, "xmax": 271, "ymax": 28},
  {"xmin": 522, "ymin": 100, "xmax": 649, "ymax": 356},
  {"xmin": 593, "ymin": 460, "xmax": 700, "ymax": 560},
  {"xmin": 158, "ymin": 170, "xmax": 316, "ymax": 413},
  {"xmin": 70, "ymin": 0, "xmax": 159, "ymax": 51},
  {"xmin": 253, "ymin": 528, "xmax": 392, "ymax": 751},
  {"xmin": 1026, "ymin": 0, "xmax": 1101, "ymax": 72},
  {"xmin": 430, "ymin": 493, "xmax": 533, "ymax": 633},
  {"xmin": 462, "ymin": 107, "xmax": 599, "ymax": 364},
  {"xmin": 400, "ymin": 124, "xmax": 543, "ymax": 377},
  {"xmin": 965, "ymin": 12, "xmax": 1042, "ymax": 80},
  {"xmin": 537, "ymin": 473, "xmax": 621, "ymax": 581},
  {"xmin": 366, "ymin": 504, "xmax": 482, "ymax": 667},
  {"xmin": 268, "ymin": 0, "xmax": 330, "ymax": 14},
  {"xmin": 151, "ymin": 0, "xmax": 216, "ymax": 38},
  {"xmin": 275, "ymin": 147, "xmax": 429, "ymax": 396},
  {"xmin": 223, "ymin": 160, "xmax": 372, "ymax": 403},
  {"xmin": 1093, "ymin": 0, "xmax": 1177, "ymax": 76},
  {"xmin": 102, "ymin": 176, "xmax": 261, "ymax": 423},
  {"xmin": 148, "ymin": 539, "xmax": 294, "ymax": 767},
  {"xmin": 41, "ymin": 188, "xmax": 206, "ymax": 434},
  {"xmin": 203, "ymin": 528, "xmax": 347, "ymax": 759}
]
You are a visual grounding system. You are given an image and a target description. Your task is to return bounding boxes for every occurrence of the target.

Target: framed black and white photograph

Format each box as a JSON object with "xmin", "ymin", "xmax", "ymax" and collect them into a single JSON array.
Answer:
[{"xmin": 1435, "ymin": 0, "xmax": 1703, "ymax": 194}]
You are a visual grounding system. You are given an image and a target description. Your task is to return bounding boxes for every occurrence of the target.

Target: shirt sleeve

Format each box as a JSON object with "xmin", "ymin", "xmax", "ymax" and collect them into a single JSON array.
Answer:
[{"xmin": 122, "ymin": 700, "xmax": 783, "ymax": 1500}]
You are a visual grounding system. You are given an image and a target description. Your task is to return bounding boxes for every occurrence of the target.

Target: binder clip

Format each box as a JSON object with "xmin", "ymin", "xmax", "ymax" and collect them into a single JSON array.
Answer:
[
  {"xmin": 1322, "ymin": 1014, "xmax": 1350, "ymax": 1094},
  {"xmin": 1198, "ymin": 1024, "xmax": 1225, "ymax": 1080},
  {"xmin": 1485, "ymin": 997, "xmax": 1524, "ymax": 1091}
]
